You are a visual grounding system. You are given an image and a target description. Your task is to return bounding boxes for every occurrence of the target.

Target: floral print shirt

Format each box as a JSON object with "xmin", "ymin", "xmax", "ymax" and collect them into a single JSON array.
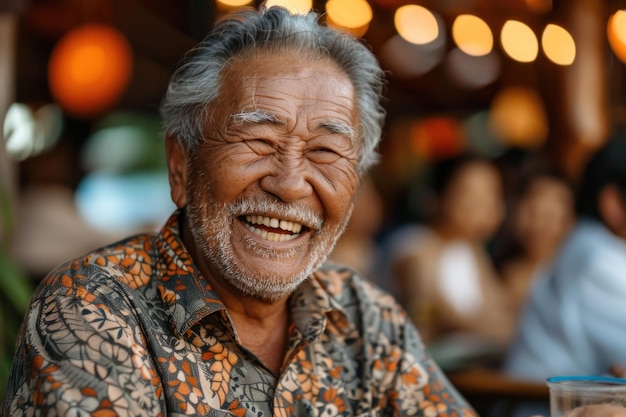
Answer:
[{"xmin": 3, "ymin": 211, "xmax": 477, "ymax": 417}]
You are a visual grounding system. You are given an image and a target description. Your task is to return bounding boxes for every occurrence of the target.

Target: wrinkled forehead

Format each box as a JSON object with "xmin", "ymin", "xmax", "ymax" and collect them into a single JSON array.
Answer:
[
  {"xmin": 220, "ymin": 40, "xmax": 348, "ymax": 83},
  {"xmin": 218, "ymin": 50, "xmax": 357, "ymax": 112}
]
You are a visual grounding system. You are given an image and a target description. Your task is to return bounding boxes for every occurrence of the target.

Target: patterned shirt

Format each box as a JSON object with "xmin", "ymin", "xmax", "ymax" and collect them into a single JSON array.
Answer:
[{"xmin": 3, "ymin": 211, "xmax": 477, "ymax": 417}]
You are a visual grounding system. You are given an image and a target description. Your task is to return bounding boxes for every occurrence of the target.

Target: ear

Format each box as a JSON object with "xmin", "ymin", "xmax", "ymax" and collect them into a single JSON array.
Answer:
[
  {"xmin": 166, "ymin": 134, "xmax": 189, "ymax": 208},
  {"xmin": 599, "ymin": 185, "xmax": 626, "ymax": 239}
]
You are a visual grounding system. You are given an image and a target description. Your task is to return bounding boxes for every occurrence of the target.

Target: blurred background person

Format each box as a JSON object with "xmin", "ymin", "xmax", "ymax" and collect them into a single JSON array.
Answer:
[
  {"xmin": 496, "ymin": 164, "xmax": 576, "ymax": 319},
  {"xmin": 388, "ymin": 153, "xmax": 514, "ymax": 362},
  {"xmin": 505, "ymin": 135, "xmax": 626, "ymax": 380}
]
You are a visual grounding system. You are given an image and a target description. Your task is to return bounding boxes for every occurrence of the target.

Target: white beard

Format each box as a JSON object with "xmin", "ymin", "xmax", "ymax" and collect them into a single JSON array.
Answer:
[{"xmin": 186, "ymin": 191, "xmax": 350, "ymax": 301}]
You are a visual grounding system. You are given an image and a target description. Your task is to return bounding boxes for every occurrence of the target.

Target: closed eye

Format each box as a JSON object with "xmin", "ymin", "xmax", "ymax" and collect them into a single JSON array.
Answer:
[
  {"xmin": 307, "ymin": 147, "xmax": 342, "ymax": 163},
  {"xmin": 244, "ymin": 139, "xmax": 276, "ymax": 155},
  {"xmin": 312, "ymin": 147, "xmax": 337, "ymax": 153}
]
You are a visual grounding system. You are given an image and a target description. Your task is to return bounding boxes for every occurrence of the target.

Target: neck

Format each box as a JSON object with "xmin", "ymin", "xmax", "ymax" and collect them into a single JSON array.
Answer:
[
  {"xmin": 228, "ymin": 302, "xmax": 290, "ymax": 375},
  {"xmin": 204, "ymin": 264, "xmax": 291, "ymax": 375}
]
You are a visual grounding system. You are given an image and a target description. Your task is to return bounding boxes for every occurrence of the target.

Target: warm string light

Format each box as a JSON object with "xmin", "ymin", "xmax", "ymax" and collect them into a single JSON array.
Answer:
[
  {"xmin": 325, "ymin": 0, "xmax": 373, "ymax": 37},
  {"xmin": 215, "ymin": 0, "xmax": 253, "ymax": 11},
  {"xmin": 394, "ymin": 5, "xmax": 440, "ymax": 45},
  {"xmin": 452, "ymin": 14, "xmax": 493, "ymax": 56},
  {"xmin": 608, "ymin": 9, "xmax": 626, "ymax": 64},
  {"xmin": 387, "ymin": 4, "xmax": 581, "ymax": 67},
  {"xmin": 500, "ymin": 20, "xmax": 539, "ymax": 63},
  {"xmin": 264, "ymin": 0, "xmax": 313, "ymax": 14},
  {"xmin": 542, "ymin": 24, "xmax": 576, "ymax": 65}
]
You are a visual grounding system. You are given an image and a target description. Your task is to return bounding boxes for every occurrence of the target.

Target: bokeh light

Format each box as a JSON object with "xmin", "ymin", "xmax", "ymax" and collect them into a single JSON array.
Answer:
[
  {"xmin": 3, "ymin": 103, "xmax": 63, "ymax": 161},
  {"xmin": 264, "ymin": 0, "xmax": 313, "ymax": 14},
  {"xmin": 500, "ymin": 20, "xmax": 539, "ymax": 63},
  {"xmin": 410, "ymin": 116, "xmax": 465, "ymax": 161},
  {"xmin": 326, "ymin": 0, "xmax": 373, "ymax": 37},
  {"xmin": 216, "ymin": 0, "xmax": 254, "ymax": 10},
  {"xmin": 48, "ymin": 24, "xmax": 133, "ymax": 119},
  {"xmin": 608, "ymin": 9, "xmax": 626, "ymax": 64},
  {"xmin": 542, "ymin": 24, "xmax": 576, "ymax": 65},
  {"xmin": 452, "ymin": 14, "xmax": 493, "ymax": 56},
  {"xmin": 394, "ymin": 5, "xmax": 440, "ymax": 45},
  {"xmin": 76, "ymin": 111, "xmax": 173, "ymax": 232},
  {"xmin": 488, "ymin": 86, "xmax": 548, "ymax": 148}
]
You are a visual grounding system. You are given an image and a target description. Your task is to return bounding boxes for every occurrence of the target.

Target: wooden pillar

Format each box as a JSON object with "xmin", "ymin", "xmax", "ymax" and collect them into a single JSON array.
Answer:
[
  {"xmin": 0, "ymin": 13, "xmax": 18, "ymax": 246},
  {"xmin": 545, "ymin": 0, "xmax": 611, "ymax": 181}
]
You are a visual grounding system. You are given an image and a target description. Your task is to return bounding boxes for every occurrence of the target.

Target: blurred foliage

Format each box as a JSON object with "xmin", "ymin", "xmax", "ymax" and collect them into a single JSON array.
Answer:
[{"xmin": 0, "ymin": 182, "xmax": 33, "ymax": 400}]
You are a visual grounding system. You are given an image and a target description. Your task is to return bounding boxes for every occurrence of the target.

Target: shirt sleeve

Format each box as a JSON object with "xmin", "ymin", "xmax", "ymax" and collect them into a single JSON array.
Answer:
[
  {"xmin": 579, "ymin": 248, "xmax": 626, "ymax": 371},
  {"xmin": 3, "ymin": 286, "xmax": 165, "ymax": 417},
  {"xmin": 388, "ymin": 317, "xmax": 478, "ymax": 417},
  {"xmin": 360, "ymin": 281, "xmax": 477, "ymax": 417}
]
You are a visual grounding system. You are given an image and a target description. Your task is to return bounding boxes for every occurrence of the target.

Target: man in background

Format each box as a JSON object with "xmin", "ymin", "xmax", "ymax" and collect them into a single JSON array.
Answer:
[{"xmin": 506, "ymin": 135, "xmax": 626, "ymax": 380}]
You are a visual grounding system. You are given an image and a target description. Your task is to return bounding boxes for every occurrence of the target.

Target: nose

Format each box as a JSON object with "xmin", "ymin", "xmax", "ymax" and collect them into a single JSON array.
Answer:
[{"xmin": 259, "ymin": 156, "xmax": 314, "ymax": 202}]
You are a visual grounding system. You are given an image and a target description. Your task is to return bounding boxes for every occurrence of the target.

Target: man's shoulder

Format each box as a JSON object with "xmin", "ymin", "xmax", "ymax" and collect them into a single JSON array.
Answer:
[
  {"xmin": 37, "ymin": 232, "xmax": 160, "ymax": 297},
  {"xmin": 315, "ymin": 261, "xmax": 403, "ymax": 311},
  {"xmin": 555, "ymin": 220, "xmax": 626, "ymax": 277}
]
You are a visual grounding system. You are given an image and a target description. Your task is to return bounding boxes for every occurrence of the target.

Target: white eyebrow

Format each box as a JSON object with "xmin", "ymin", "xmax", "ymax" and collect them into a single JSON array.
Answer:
[
  {"xmin": 230, "ymin": 109, "xmax": 285, "ymax": 127},
  {"xmin": 320, "ymin": 121, "xmax": 358, "ymax": 144},
  {"xmin": 230, "ymin": 109, "xmax": 357, "ymax": 144}
]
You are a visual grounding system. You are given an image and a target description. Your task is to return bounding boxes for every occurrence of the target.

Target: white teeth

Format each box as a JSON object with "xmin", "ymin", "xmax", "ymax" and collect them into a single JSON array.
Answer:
[
  {"xmin": 245, "ymin": 226, "xmax": 299, "ymax": 242},
  {"xmin": 243, "ymin": 215, "xmax": 305, "ymax": 240}
]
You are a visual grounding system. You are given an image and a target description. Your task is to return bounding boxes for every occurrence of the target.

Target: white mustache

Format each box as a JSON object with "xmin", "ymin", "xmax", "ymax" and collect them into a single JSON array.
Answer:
[{"xmin": 226, "ymin": 196, "xmax": 324, "ymax": 231}]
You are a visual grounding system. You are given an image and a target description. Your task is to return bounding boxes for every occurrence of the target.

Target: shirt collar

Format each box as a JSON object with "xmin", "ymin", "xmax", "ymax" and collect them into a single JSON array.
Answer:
[
  {"xmin": 289, "ymin": 268, "xmax": 352, "ymax": 343},
  {"xmin": 155, "ymin": 210, "xmax": 226, "ymax": 337}
]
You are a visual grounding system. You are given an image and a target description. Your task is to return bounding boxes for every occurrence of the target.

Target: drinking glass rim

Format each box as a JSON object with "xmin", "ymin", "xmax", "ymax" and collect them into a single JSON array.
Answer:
[{"xmin": 547, "ymin": 375, "xmax": 626, "ymax": 386}]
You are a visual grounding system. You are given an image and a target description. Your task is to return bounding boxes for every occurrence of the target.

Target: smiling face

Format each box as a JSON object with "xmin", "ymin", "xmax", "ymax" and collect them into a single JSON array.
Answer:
[{"xmin": 167, "ymin": 52, "xmax": 362, "ymax": 301}]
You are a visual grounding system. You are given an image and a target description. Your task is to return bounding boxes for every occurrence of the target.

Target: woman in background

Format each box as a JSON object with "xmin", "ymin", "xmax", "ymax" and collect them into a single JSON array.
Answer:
[
  {"xmin": 391, "ymin": 154, "xmax": 514, "ymax": 351},
  {"xmin": 497, "ymin": 167, "xmax": 576, "ymax": 318}
]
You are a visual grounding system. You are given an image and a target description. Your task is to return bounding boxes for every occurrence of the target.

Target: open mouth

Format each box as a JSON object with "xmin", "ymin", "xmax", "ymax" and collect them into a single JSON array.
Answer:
[{"xmin": 240, "ymin": 215, "xmax": 307, "ymax": 242}]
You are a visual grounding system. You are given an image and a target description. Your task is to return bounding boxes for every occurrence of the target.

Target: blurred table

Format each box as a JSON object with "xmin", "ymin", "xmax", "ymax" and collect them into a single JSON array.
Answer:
[
  {"xmin": 447, "ymin": 367, "xmax": 549, "ymax": 417},
  {"xmin": 448, "ymin": 367, "xmax": 549, "ymax": 399}
]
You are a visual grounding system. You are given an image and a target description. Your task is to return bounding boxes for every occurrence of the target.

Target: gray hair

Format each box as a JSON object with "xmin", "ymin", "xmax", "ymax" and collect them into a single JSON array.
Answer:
[{"xmin": 159, "ymin": 6, "xmax": 386, "ymax": 174}]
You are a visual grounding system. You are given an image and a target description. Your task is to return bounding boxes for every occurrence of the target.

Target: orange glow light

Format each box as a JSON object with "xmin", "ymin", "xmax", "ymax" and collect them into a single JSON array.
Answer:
[
  {"xmin": 394, "ymin": 5, "xmax": 440, "ymax": 45},
  {"xmin": 264, "ymin": 0, "xmax": 313, "ymax": 14},
  {"xmin": 216, "ymin": 0, "xmax": 254, "ymax": 10},
  {"xmin": 500, "ymin": 20, "xmax": 539, "ymax": 63},
  {"xmin": 488, "ymin": 86, "xmax": 548, "ymax": 148},
  {"xmin": 608, "ymin": 9, "xmax": 626, "ymax": 65},
  {"xmin": 48, "ymin": 24, "xmax": 133, "ymax": 119},
  {"xmin": 542, "ymin": 24, "xmax": 575, "ymax": 65},
  {"xmin": 410, "ymin": 117, "xmax": 465, "ymax": 161},
  {"xmin": 326, "ymin": 0, "xmax": 373, "ymax": 37},
  {"xmin": 452, "ymin": 14, "xmax": 493, "ymax": 56}
]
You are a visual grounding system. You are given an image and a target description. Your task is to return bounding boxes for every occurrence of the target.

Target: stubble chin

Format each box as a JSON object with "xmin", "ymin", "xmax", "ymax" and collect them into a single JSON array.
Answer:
[
  {"xmin": 194, "ymin": 222, "xmax": 342, "ymax": 301},
  {"xmin": 185, "ymin": 196, "xmax": 349, "ymax": 301}
]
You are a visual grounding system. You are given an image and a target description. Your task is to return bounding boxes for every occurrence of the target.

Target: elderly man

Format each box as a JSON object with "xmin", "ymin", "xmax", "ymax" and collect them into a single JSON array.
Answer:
[{"xmin": 2, "ymin": 7, "xmax": 477, "ymax": 417}]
